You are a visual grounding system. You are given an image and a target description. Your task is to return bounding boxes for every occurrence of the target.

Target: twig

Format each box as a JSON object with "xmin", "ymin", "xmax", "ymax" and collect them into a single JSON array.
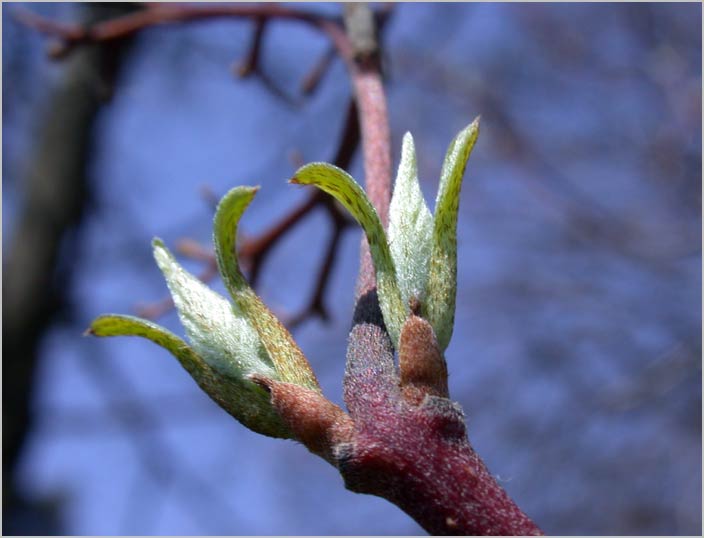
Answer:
[
  {"xmin": 300, "ymin": 45, "xmax": 336, "ymax": 95},
  {"xmin": 14, "ymin": 3, "xmax": 353, "ymax": 64},
  {"xmin": 236, "ymin": 15, "xmax": 266, "ymax": 78},
  {"xmin": 239, "ymin": 191, "xmax": 322, "ymax": 286},
  {"xmin": 288, "ymin": 215, "xmax": 348, "ymax": 328},
  {"xmin": 16, "ymin": 2, "xmax": 361, "ymax": 327},
  {"xmin": 234, "ymin": 16, "xmax": 297, "ymax": 105}
]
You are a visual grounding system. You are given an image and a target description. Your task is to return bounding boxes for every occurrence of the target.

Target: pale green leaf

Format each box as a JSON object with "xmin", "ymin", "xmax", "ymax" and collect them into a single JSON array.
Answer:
[
  {"xmin": 424, "ymin": 117, "xmax": 480, "ymax": 350},
  {"xmin": 213, "ymin": 186, "xmax": 319, "ymax": 390},
  {"xmin": 388, "ymin": 132, "xmax": 433, "ymax": 309},
  {"xmin": 88, "ymin": 313, "xmax": 291, "ymax": 438},
  {"xmin": 152, "ymin": 238, "xmax": 276, "ymax": 379},
  {"xmin": 292, "ymin": 162, "xmax": 407, "ymax": 348}
]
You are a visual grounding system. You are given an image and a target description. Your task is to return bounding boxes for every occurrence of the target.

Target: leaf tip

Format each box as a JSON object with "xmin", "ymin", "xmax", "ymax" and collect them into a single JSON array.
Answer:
[
  {"xmin": 151, "ymin": 236, "xmax": 166, "ymax": 251},
  {"xmin": 85, "ymin": 315, "xmax": 108, "ymax": 337},
  {"xmin": 466, "ymin": 116, "xmax": 481, "ymax": 137},
  {"xmin": 219, "ymin": 185, "xmax": 259, "ymax": 209},
  {"xmin": 151, "ymin": 237, "xmax": 175, "ymax": 270}
]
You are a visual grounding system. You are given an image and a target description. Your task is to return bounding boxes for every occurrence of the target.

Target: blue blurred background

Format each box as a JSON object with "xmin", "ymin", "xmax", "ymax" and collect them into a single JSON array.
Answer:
[{"xmin": 3, "ymin": 2, "xmax": 701, "ymax": 535}]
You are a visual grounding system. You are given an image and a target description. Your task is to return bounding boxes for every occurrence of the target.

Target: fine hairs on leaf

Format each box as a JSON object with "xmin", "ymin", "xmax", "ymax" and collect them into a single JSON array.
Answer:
[
  {"xmin": 291, "ymin": 163, "xmax": 407, "ymax": 347},
  {"xmin": 424, "ymin": 118, "xmax": 480, "ymax": 350},
  {"xmin": 88, "ymin": 192, "xmax": 327, "ymax": 438},
  {"xmin": 292, "ymin": 118, "xmax": 479, "ymax": 352},
  {"xmin": 213, "ymin": 186, "xmax": 320, "ymax": 390},
  {"xmin": 388, "ymin": 132, "xmax": 433, "ymax": 308},
  {"xmin": 153, "ymin": 238, "xmax": 275, "ymax": 380},
  {"xmin": 90, "ymin": 120, "xmax": 479, "ymax": 438}
]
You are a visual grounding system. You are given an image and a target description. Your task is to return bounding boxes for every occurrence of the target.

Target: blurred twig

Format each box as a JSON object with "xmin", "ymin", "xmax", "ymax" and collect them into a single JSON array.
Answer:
[
  {"xmin": 233, "ymin": 15, "xmax": 297, "ymax": 105},
  {"xmin": 14, "ymin": 3, "xmax": 352, "ymax": 63},
  {"xmin": 136, "ymin": 99, "xmax": 359, "ymax": 328},
  {"xmin": 300, "ymin": 45, "xmax": 337, "ymax": 95}
]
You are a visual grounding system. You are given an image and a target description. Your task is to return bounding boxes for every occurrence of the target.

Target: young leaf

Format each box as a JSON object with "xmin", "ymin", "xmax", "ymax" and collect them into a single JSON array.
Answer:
[
  {"xmin": 152, "ymin": 238, "xmax": 276, "ymax": 379},
  {"xmin": 291, "ymin": 162, "xmax": 407, "ymax": 348},
  {"xmin": 388, "ymin": 133, "xmax": 433, "ymax": 308},
  {"xmin": 88, "ymin": 313, "xmax": 292, "ymax": 438},
  {"xmin": 424, "ymin": 118, "xmax": 480, "ymax": 350},
  {"xmin": 213, "ymin": 186, "xmax": 320, "ymax": 390},
  {"xmin": 89, "ymin": 314, "xmax": 207, "ymax": 377}
]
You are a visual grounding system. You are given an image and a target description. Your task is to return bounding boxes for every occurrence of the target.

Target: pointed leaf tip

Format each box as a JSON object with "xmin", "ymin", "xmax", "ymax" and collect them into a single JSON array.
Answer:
[{"xmin": 425, "ymin": 119, "xmax": 480, "ymax": 350}]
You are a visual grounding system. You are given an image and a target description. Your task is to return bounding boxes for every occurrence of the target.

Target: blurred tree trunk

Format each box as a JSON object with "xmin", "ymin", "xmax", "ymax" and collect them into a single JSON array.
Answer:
[{"xmin": 2, "ymin": 3, "xmax": 138, "ymax": 534}]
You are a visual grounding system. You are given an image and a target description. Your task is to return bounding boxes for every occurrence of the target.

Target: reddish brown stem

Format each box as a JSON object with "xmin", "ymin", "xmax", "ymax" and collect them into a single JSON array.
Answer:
[
  {"xmin": 353, "ymin": 70, "xmax": 391, "ymax": 225},
  {"xmin": 338, "ymin": 380, "xmax": 543, "ymax": 536},
  {"xmin": 339, "ymin": 3, "xmax": 394, "ymax": 298}
]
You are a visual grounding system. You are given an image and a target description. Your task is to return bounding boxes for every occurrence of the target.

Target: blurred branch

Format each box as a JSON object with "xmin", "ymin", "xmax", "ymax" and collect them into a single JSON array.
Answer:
[
  {"xmin": 137, "ymin": 99, "xmax": 359, "ymax": 327},
  {"xmin": 297, "ymin": 4, "xmax": 393, "ymax": 98},
  {"xmin": 14, "ymin": 3, "xmax": 352, "ymax": 63},
  {"xmin": 599, "ymin": 343, "xmax": 700, "ymax": 412},
  {"xmin": 299, "ymin": 45, "xmax": 336, "ymax": 96},
  {"xmin": 235, "ymin": 14, "xmax": 266, "ymax": 78},
  {"xmin": 233, "ymin": 15, "xmax": 297, "ymax": 105},
  {"xmin": 397, "ymin": 40, "xmax": 697, "ymax": 269}
]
